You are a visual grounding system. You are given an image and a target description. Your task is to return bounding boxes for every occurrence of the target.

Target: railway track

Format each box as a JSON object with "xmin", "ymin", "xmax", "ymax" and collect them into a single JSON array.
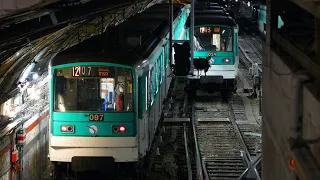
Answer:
[
  {"xmin": 149, "ymin": 77, "xmax": 195, "ymax": 180},
  {"xmin": 230, "ymin": 95, "xmax": 262, "ymax": 156},
  {"xmin": 239, "ymin": 33, "xmax": 263, "ymax": 64},
  {"xmin": 193, "ymin": 91, "xmax": 246, "ymax": 180},
  {"xmin": 192, "ymin": 90, "xmax": 262, "ymax": 180},
  {"xmin": 232, "ymin": 12, "xmax": 264, "ymax": 73},
  {"xmin": 69, "ymin": 80, "xmax": 262, "ymax": 180}
]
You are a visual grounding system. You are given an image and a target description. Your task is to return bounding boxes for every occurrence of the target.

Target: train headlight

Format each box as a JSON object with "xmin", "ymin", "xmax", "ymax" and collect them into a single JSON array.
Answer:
[
  {"xmin": 60, "ymin": 125, "xmax": 74, "ymax": 132},
  {"xmin": 32, "ymin": 73, "xmax": 39, "ymax": 80},
  {"xmin": 222, "ymin": 58, "xmax": 230, "ymax": 63},
  {"xmin": 210, "ymin": 58, "xmax": 215, "ymax": 64}
]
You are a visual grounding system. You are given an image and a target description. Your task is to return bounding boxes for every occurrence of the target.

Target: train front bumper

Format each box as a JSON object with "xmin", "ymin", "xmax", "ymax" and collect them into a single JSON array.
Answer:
[
  {"xmin": 192, "ymin": 65, "xmax": 238, "ymax": 80},
  {"xmin": 49, "ymin": 136, "xmax": 138, "ymax": 163}
]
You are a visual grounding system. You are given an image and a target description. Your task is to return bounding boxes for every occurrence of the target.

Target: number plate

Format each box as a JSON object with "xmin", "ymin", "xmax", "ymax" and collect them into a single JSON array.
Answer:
[{"xmin": 89, "ymin": 114, "xmax": 104, "ymax": 121}]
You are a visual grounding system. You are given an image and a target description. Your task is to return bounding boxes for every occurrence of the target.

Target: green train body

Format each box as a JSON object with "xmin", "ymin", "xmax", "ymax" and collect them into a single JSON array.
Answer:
[{"xmin": 48, "ymin": 3, "xmax": 189, "ymax": 177}]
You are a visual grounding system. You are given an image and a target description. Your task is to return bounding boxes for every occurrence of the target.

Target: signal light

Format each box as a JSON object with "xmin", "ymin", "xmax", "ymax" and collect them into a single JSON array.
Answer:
[
  {"xmin": 112, "ymin": 125, "xmax": 126, "ymax": 133},
  {"xmin": 60, "ymin": 125, "xmax": 73, "ymax": 132},
  {"xmin": 223, "ymin": 58, "xmax": 230, "ymax": 63}
]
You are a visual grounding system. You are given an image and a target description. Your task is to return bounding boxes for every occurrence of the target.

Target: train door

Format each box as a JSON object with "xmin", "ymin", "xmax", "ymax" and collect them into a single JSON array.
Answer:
[{"xmin": 138, "ymin": 72, "xmax": 149, "ymax": 156}]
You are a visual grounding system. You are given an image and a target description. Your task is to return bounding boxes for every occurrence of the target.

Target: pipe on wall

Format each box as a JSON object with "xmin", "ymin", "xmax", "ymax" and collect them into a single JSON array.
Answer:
[{"xmin": 290, "ymin": 70, "xmax": 310, "ymax": 139}]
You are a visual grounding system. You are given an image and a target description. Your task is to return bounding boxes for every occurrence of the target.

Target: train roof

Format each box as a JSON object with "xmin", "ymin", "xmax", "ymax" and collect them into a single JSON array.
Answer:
[
  {"xmin": 195, "ymin": 4, "xmax": 224, "ymax": 10},
  {"xmin": 195, "ymin": 6, "xmax": 224, "ymax": 10},
  {"xmin": 144, "ymin": 3, "xmax": 184, "ymax": 12},
  {"xmin": 119, "ymin": 4, "xmax": 182, "ymax": 35},
  {"xmin": 49, "ymin": 36, "xmax": 131, "ymax": 67},
  {"xmin": 51, "ymin": 4, "xmax": 184, "ymax": 68},
  {"xmin": 195, "ymin": 10, "xmax": 227, "ymax": 15},
  {"xmin": 186, "ymin": 14, "xmax": 236, "ymax": 27},
  {"xmin": 195, "ymin": 1, "xmax": 220, "ymax": 6}
]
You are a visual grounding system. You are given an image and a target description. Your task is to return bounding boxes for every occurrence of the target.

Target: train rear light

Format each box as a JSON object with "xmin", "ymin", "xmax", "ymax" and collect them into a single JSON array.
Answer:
[
  {"xmin": 223, "ymin": 58, "xmax": 230, "ymax": 63},
  {"xmin": 60, "ymin": 125, "xmax": 73, "ymax": 132},
  {"xmin": 119, "ymin": 126, "xmax": 126, "ymax": 132},
  {"xmin": 112, "ymin": 125, "xmax": 126, "ymax": 133}
]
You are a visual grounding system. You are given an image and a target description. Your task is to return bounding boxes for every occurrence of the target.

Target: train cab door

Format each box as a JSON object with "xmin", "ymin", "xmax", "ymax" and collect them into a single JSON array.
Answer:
[{"xmin": 138, "ymin": 72, "xmax": 150, "ymax": 156}]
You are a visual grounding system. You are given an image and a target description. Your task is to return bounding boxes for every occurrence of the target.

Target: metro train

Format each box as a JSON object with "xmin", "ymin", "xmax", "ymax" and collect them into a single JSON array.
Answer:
[
  {"xmin": 186, "ymin": 2, "xmax": 238, "ymax": 100},
  {"xmin": 257, "ymin": 4, "xmax": 284, "ymax": 38},
  {"xmin": 48, "ymin": 3, "xmax": 188, "ymax": 179},
  {"xmin": 257, "ymin": 4, "xmax": 266, "ymax": 37}
]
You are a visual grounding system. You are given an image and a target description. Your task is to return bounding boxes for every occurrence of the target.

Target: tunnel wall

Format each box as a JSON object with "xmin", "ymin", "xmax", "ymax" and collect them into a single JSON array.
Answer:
[
  {"xmin": 0, "ymin": 0, "xmax": 40, "ymax": 10},
  {"xmin": 0, "ymin": 108, "xmax": 49, "ymax": 180},
  {"xmin": 262, "ymin": 50, "xmax": 320, "ymax": 179},
  {"xmin": 0, "ymin": 0, "xmax": 41, "ymax": 16}
]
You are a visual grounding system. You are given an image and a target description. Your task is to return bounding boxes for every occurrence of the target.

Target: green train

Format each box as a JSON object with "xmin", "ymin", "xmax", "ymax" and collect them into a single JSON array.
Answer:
[
  {"xmin": 257, "ymin": 4, "xmax": 284, "ymax": 39},
  {"xmin": 186, "ymin": 2, "xmax": 239, "ymax": 100},
  {"xmin": 48, "ymin": 3, "xmax": 188, "ymax": 179}
]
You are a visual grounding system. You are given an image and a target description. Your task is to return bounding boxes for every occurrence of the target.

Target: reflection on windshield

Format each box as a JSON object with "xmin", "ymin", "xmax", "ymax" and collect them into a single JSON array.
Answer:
[
  {"xmin": 194, "ymin": 27, "xmax": 233, "ymax": 52},
  {"xmin": 54, "ymin": 67, "xmax": 133, "ymax": 112}
]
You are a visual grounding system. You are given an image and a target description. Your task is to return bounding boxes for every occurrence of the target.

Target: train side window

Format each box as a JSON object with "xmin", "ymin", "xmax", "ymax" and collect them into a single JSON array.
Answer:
[
  {"xmin": 165, "ymin": 43, "xmax": 170, "ymax": 68},
  {"xmin": 138, "ymin": 76, "xmax": 142, "ymax": 118},
  {"xmin": 160, "ymin": 52, "xmax": 164, "ymax": 84},
  {"xmin": 151, "ymin": 67, "xmax": 155, "ymax": 105},
  {"xmin": 138, "ymin": 76, "xmax": 144, "ymax": 118},
  {"xmin": 158, "ymin": 54, "xmax": 163, "ymax": 86},
  {"xmin": 145, "ymin": 76, "xmax": 148, "ymax": 111},
  {"xmin": 138, "ymin": 73, "xmax": 148, "ymax": 118},
  {"xmin": 155, "ymin": 61, "xmax": 159, "ymax": 94}
]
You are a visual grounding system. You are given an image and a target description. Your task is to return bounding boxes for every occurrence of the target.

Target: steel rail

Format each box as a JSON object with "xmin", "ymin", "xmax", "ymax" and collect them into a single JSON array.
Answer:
[
  {"xmin": 191, "ymin": 100, "xmax": 203, "ymax": 180},
  {"xmin": 228, "ymin": 101, "xmax": 252, "ymax": 164},
  {"xmin": 228, "ymin": 99, "xmax": 264, "ymax": 179},
  {"xmin": 201, "ymin": 158, "xmax": 209, "ymax": 180},
  {"xmin": 183, "ymin": 123, "xmax": 192, "ymax": 180},
  {"xmin": 253, "ymin": 155, "xmax": 262, "ymax": 180},
  {"xmin": 238, "ymin": 44, "xmax": 262, "ymax": 73}
]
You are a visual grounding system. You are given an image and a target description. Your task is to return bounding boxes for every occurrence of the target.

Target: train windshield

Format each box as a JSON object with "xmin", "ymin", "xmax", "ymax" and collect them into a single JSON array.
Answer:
[
  {"xmin": 54, "ymin": 66, "xmax": 133, "ymax": 112},
  {"xmin": 194, "ymin": 26, "xmax": 233, "ymax": 52}
]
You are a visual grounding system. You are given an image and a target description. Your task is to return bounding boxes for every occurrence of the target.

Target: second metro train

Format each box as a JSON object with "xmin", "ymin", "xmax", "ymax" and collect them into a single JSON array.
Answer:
[{"xmin": 186, "ymin": 2, "xmax": 239, "ymax": 100}]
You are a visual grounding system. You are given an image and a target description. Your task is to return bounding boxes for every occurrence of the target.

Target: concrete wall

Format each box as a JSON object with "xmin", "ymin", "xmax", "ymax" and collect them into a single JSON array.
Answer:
[
  {"xmin": 262, "ymin": 49, "xmax": 320, "ymax": 179},
  {"xmin": 0, "ymin": 109, "xmax": 49, "ymax": 180}
]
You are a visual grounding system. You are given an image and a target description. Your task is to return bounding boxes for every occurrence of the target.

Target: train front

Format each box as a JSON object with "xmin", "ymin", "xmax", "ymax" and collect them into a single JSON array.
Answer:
[
  {"xmin": 193, "ymin": 24, "xmax": 238, "ymax": 90},
  {"xmin": 49, "ymin": 63, "xmax": 137, "ymax": 172}
]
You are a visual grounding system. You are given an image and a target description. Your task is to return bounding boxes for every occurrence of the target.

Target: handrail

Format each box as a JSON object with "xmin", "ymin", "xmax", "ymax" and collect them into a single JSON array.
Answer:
[{"xmin": 183, "ymin": 123, "xmax": 192, "ymax": 180}]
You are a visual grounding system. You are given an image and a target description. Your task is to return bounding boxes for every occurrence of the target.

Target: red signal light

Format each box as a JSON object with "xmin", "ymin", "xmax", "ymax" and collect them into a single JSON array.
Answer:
[
  {"xmin": 112, "ymin": 125, "xmax": 126, "ymax": 133},
  {"xmin": 119, "ymin": 126, "xmax": 126, "ymax": 132},
  {"xmin": 223, "ymin": 58, "xmax": 230, "ymax": 63}
]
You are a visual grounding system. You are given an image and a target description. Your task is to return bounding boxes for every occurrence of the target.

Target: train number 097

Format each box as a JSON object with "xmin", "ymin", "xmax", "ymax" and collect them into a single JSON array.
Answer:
[{"xmin": 89, "ymin": 114, "xmax": 104, "ymax": 121}]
